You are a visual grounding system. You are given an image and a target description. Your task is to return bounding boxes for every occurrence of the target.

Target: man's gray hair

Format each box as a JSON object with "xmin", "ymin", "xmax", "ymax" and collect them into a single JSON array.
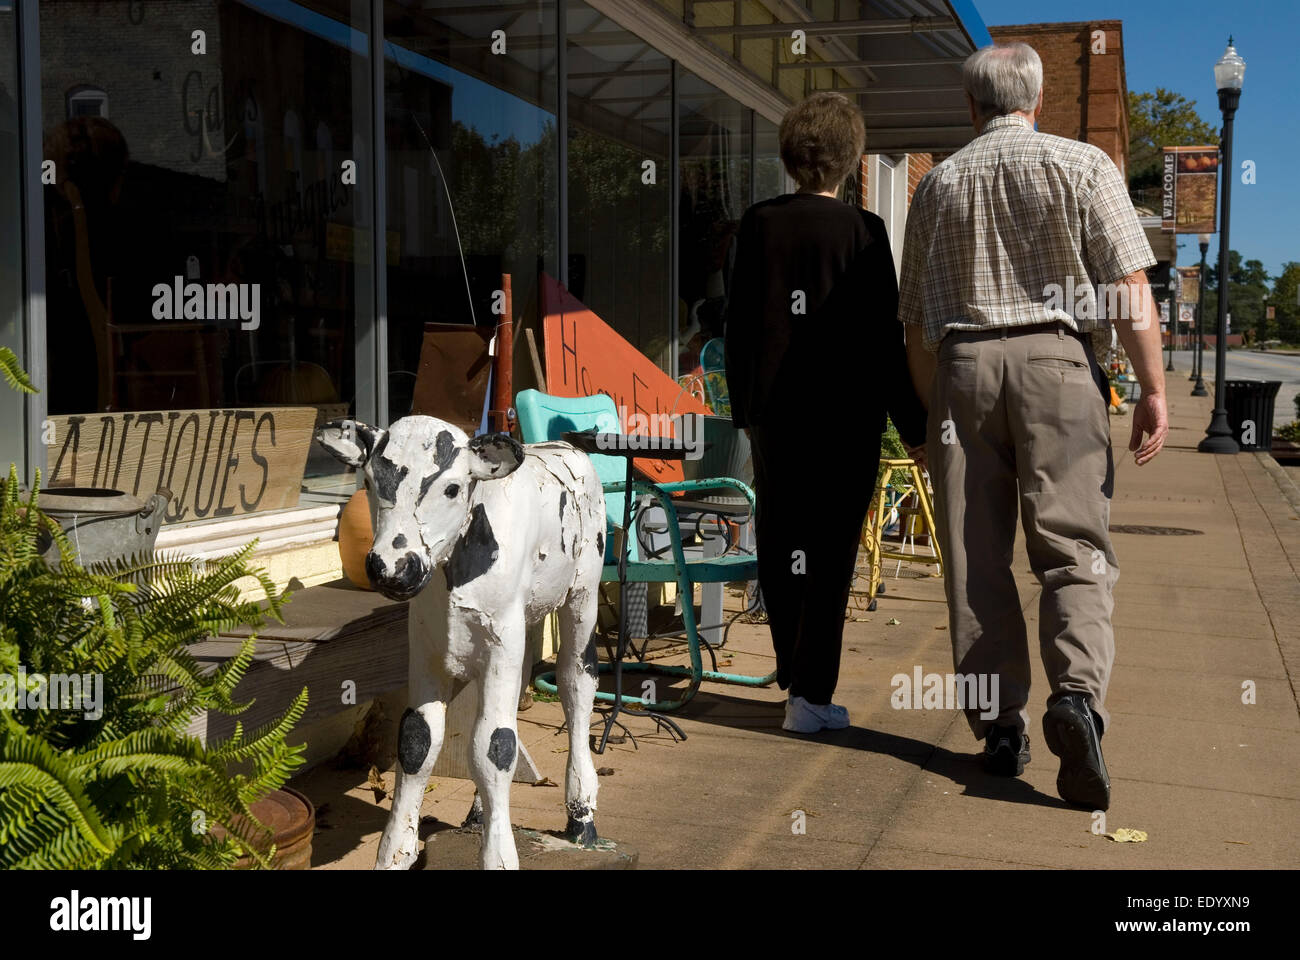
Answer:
[{"xmin": 962, "ymin": 43, "xmax": 1042, "ymax": 117}]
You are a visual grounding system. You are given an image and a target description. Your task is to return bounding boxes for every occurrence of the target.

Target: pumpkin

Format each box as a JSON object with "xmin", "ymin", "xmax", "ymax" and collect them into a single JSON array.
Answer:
[{"xmin": 338, "ymin": 488, "xmax": 374, "ymax": 590}]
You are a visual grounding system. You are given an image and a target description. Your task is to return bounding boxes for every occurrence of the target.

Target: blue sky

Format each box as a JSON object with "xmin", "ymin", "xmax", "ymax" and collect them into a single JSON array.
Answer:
[{"xmin": 977, "ymin": 0, "xmax": 1298, "ymax": 280}]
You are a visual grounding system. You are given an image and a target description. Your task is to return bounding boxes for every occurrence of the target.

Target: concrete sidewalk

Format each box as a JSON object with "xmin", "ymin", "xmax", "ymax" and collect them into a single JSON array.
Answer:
[{"xmin": 302, "ymin": 379, "xmax": 1300, "ymax": 869}]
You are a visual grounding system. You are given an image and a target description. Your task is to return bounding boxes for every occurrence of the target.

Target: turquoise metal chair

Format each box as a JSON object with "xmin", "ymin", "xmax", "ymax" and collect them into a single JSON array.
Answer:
[{"xmin": 515, "ymin": 389, "xmax": 775, "ymax": 713}]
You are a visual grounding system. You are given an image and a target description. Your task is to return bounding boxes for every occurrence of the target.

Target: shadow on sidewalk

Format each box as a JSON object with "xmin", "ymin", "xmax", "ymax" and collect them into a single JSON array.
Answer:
[{"xmin": 675, "ymin": 690, "xmax": 1071, "ymax": 810}]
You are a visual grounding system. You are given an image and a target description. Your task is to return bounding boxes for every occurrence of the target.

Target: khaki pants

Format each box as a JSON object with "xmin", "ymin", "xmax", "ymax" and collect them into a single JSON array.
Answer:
[{"xmin": 928, "ymin": 324, "xmax": 1118, "ymax": 738}]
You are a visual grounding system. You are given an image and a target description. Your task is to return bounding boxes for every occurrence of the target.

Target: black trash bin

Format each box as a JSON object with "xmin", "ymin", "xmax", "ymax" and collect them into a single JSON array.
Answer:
[{"xmin": 1222, "ymin": 379, "xmax": 1282, "ymax": 451}]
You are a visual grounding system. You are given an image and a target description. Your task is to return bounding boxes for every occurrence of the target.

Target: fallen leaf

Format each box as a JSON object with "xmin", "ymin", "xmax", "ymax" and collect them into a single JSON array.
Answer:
[
  {"xmin": 532, "ymin": 776, "xmax": 559, "ymax": 788},
  {"xmin": 366, "ymin": 765, "xmax": 389, "ymax": 803},
  {"xmin": 935, "ymin": 625, "xmax": 947, "ymax": 630},
  {"xmin": 1107, "ymin": 828, "xmax": 1148, "ymax": 843},
  {"xmin": 886, "ymin": 617, "xmax": 901, "ymax": 626},
  {"xmin": 597, "ymin": 767, "xmax": 615, "ymax": 777},
  {"xmin": 1224, "ymin": 840, "xmax": 1250, "ymax": 845}
]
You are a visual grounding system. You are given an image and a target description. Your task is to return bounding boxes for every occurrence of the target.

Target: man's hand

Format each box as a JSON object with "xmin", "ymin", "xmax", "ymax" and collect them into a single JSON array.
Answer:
[
  {"xmin": 1112, "ymin": 268, "xmax": 1169, "ymax": 464},
  {"xmin": 1129, "ymin": 391, "xmax": 1168, "ymax": 465},
  {"xmin": 906, "ymin": 443, "xmax": 928, "ymax": 469}
]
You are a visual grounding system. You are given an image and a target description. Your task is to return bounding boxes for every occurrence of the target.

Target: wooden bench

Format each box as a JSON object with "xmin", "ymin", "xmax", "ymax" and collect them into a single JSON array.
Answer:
[
  {"xmin": 187, "ymin": 578, "xmax": 408, "ymax": 746},
  {"xmin": 186, "ymin": 577, "xmax": 543, "ymax": 781}
]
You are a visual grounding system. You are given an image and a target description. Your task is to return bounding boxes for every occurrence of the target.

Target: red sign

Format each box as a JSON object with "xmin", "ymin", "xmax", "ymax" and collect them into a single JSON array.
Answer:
[{"xmin": 541, "ymin": 274, "xmax": 710, "ymax": 482}]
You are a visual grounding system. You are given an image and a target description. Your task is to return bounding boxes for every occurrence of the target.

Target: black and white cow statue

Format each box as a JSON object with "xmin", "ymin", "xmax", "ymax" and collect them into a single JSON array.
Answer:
[{"xmin": 316, "ymin": 415, "xmax": 607, "ymax": 870}]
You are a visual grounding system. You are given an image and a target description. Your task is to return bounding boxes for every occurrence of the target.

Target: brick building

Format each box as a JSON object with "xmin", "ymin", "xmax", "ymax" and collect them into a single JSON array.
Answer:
[
  {"xmin": 861, "ymin": 20, "xmax": 1177, "ymax": 285},
  {"xmin": 988, "ymin": 20, "xmax": 1130, "ymax": 178}
]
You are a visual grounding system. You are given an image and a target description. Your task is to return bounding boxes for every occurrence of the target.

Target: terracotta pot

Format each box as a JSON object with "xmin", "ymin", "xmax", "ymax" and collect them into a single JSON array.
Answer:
[{"xmin": 339, "ymin": 488, "xmax": 374, "ymax": 590}]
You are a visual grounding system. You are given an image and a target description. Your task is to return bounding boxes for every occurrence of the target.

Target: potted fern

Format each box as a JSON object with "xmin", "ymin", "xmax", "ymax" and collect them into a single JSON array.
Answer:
[{"xmin": 0, "ymin": 347, "xmax": 309, "ymax": 868}]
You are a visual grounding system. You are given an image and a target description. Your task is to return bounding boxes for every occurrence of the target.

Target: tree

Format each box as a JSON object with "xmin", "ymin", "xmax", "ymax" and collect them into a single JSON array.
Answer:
[
  {"xmin": 1201, "ymin": 250, "xmax": 1271, "ymax": 342},
  {"xmin": 1127, "ymin": 88, "xmax": 1219, "ymax": 190},
  {"xmin": 1271, "ymin": 262, "xmax": 1300, "ymax": 346}
]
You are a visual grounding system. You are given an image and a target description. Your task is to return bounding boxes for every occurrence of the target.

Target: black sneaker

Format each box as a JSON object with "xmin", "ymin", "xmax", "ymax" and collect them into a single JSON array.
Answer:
[
  {"xmin": 1043, "ymin": 694, "xmax": 1111, "ymax": 810},
  {"xmin": 983, "ymin": 724, "xmax": 1031, "ymax": 776}
]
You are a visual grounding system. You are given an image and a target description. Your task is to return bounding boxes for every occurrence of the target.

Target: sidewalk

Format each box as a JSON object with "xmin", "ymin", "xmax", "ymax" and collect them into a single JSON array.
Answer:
[{"xmin": 302, "ymin": 378, "xmax": 1300, "ymax": 869}]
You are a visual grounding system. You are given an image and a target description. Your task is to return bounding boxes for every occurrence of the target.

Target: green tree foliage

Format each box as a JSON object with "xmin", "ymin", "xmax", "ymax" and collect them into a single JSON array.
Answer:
[
  {"xmin": 1127, "ymin": 89, "xmax": 1220, "ymax": 190},
  {"xmin": 1203, "ymin": 251, "xmax": 1273, "ymax": 341},
  {"xmin": 0, "ymin": 464, "xmax": 307, "ymax": 869},
  {"xmin": 1269, "ymin": 263, "xmax": 1300, "ymax": 345}
]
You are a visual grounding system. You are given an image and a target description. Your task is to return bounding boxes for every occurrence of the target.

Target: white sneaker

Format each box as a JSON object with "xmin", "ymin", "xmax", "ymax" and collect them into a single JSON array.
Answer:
[{"xmin": 783, "ymin": 696, "xmax": 851, "ymax": 733}]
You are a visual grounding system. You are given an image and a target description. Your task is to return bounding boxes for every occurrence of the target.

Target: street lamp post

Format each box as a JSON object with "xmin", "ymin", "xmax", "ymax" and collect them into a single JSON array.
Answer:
[
  {"xmin": 1170, "ymin": 265, "xmax": 1180, "ymax": 369},
  {"xmin": 1198, "ymin": 38, "xmax": 1245, "ymax": 454},
  {"xmin": 1192, "ymin": 234, "xmax": 1209, "ymax": 396}
]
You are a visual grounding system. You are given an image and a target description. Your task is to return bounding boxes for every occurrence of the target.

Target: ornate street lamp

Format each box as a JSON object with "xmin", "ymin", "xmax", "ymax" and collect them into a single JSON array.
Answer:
[
  {"xmin": 1198, "ymin": 38, "xmax": 1246, "ymax": 454},
  {"xmin": 1191, "ymin": 233, "xmax": 1210, "ymax": 396}
]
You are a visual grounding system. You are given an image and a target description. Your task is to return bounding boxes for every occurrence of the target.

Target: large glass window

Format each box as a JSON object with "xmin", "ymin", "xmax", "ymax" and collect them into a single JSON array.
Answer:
[
  {"xmin": 565, "ymin": 2, "xmax": 672, "ymax": 370},
  {"xmin": 39, "ymin": 0, "xmax": 373, "ymax": 503},
  {"xmin": 383, "ymin": 0, "xmax": 558, "ymax": 423},
  {"xmin": 754, "ymin": 113, "xmax": 787, "ymax": 202},
  {"xmin": 677, "ymin": 69, "xmax": 749, "ymax": 380},
  {"xmin": 0, "ymin": 1, "xmax": 21, "ymax": 468}
]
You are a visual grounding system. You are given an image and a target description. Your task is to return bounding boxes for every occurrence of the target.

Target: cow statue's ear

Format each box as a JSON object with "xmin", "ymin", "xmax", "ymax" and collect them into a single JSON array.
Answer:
[
  {"xmin": 466, "ymin": 433, "xmax": 525, "ymax": 480},
  {"xmin": 316, "ymin": 419, "xmax": 384, "ymax": 468}
]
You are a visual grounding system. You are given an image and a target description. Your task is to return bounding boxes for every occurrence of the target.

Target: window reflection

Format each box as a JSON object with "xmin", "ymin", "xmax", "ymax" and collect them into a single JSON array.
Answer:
[
  {"xmin": 755, "ymin": 113, "xmax": 787, "ymax": 202},
  {"xmin": 39, "ymin": 0, "xmax": 372, "ymax": 491},
  {"xmin": 382, "ymin": 0, "xmax": 558, "ymax": 423},
  {"xmin": 0, "ymin": 1, "xmax": 21, "ymax": 464},
  {"xmin": 677, "ymin": 69, "xmax": 750, "ymax": 382},
  {"xmin": 566, "ymin": 1, "xmax": 672, "ymax": 370}
]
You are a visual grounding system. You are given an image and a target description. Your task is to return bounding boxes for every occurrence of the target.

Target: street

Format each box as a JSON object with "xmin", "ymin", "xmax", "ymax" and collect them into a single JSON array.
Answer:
[{"xmin": 1170, "ymin": 348, "xmax": 1300, "ymax": 429}]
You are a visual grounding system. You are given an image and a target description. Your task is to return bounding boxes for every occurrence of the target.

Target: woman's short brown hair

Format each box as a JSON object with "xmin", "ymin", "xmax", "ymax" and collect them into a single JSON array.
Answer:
[{"xmin": 778, "ymin": 92, "xmax": 866, "ymax": 193}]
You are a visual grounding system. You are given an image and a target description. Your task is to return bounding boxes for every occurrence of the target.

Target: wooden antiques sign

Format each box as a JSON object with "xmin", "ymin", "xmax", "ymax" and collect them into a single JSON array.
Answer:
[
  {"xmin": 541, "ymin": 274, "xmax": 711, "ymax": 483},
  {"xmin": 46, "ymin": 407, "xmax": 317, "ymax": 524}
]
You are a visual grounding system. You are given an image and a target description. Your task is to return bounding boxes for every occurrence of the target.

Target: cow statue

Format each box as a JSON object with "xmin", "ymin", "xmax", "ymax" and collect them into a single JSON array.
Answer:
[{"xmin": 316, "ymin": 415, "xmax": 607, "ymax": 870}]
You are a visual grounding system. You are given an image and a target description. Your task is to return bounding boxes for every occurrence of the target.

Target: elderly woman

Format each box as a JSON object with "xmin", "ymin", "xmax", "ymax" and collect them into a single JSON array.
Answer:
[{"xmin": 723, "ymin": 92, "xmax": 927, "ymax": 733}]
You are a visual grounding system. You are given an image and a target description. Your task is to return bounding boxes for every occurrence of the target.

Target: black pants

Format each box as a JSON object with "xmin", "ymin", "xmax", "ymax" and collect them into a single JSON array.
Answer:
[{"xmin": 749, "ymin": 421, "xmax": 875, "ymax": 705}]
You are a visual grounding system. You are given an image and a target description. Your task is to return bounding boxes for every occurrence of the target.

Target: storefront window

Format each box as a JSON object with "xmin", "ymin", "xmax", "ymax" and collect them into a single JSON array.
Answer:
[
  {"xmin": 754, "ymin": 113, "xmax": 786, "ymax": 202},
  {"xmin": 0, "ymin": 1, "xmax": 21, "ymax": 469},
  {"xmin": 677, "ymin": 69, "xmax": 749, "ymax": 380},
  {"xmin": 566, "ymin": 1, "xmax": 672, "ymax": 370},
  {"xmin": 39, "ymin": 0, "xmax": 373, "ymax": 505},
  {"xmin": 383, "ymin": 0, "xmax": 558, "ymax": 423}
]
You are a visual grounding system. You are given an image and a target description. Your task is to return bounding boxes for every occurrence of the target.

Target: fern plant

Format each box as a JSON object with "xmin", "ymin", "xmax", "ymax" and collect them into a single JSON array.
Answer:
[{"xmin": 0, "ymin": 466, "xmax": 309, "ymax": 868}]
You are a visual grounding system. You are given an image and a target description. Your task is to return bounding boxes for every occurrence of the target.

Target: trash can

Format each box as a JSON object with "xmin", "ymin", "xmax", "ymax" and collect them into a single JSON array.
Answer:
[{"xmin": 1223, "ymin": 379, "xmax": 1282, "ymax": 451}]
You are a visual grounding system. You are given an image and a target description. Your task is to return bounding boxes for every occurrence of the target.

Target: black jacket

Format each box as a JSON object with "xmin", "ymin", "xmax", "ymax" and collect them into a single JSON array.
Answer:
[{"xmin": 722, "ymin": 193, "xmax": 927, "ymax": 447}]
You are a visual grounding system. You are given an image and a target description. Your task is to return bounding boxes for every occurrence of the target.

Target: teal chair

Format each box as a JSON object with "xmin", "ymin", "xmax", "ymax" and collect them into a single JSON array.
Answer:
[{"xmin": 515, "ymin": 389, "xmax": 775, "ymax": 713}]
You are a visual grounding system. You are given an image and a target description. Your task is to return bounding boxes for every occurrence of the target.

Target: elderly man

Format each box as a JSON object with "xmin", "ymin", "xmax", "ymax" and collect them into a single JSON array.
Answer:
[{"xmin": 899, "ymin": 43, "xmax": 1168, "ymax": 809}]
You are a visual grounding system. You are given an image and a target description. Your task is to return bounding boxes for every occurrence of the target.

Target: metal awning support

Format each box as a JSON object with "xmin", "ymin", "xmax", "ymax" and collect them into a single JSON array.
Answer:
[{"xmin": 690, "ymin": 16, "xmax": 957, "ymax": 38}]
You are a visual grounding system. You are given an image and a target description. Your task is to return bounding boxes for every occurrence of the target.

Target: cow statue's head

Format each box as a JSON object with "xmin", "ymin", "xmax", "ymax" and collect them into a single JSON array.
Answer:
[{"xmin": 316, "ymin": 416, "xmax": 525, "ymax": 601}]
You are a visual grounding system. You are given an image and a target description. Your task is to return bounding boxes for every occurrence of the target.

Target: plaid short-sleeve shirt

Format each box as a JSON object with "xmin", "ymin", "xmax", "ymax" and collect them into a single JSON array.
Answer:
[{"xmin": 898, "ymin": 114, "xmax": 1157, "ymax": 354}]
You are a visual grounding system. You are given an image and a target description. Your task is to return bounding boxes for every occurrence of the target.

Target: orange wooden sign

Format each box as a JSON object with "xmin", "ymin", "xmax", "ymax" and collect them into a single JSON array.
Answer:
[{"xmin": 541, "ymin": 274, "xmax": 711, "ymax": 482}]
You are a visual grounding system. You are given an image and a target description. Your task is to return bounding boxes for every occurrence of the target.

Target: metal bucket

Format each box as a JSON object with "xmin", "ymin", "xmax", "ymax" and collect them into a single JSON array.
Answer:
[
  {"xmin": 36, "ymin": 487, "xmax": 169, "ymax": 568},
  {"xmin": 222, "ymin": 787, "xmax": 315, "ymax": 870}
]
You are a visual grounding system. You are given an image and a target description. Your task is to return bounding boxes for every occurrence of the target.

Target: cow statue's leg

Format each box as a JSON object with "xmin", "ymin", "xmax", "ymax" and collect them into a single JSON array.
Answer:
[
  {"xmin": 468, "ymin": 607, "xmax": 526, "ymax": 869},
  {"xmin": 375, "ymin": 585, "xmax": 453, "ymax": 870},
  {"xmin": 556, "ymin": 586, "xmax": 601, "ymax": 845}
]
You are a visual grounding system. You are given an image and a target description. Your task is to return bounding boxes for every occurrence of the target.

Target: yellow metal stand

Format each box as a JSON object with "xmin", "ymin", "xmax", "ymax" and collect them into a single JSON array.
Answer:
[{"xmin": 860, "ymin": 458, "xmax": 943, "ymax": 610}]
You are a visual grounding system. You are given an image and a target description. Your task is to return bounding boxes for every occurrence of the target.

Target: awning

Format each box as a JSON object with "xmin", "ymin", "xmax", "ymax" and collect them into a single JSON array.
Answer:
[
  {"xmin": 601, "ymin": 0, "xmax": 993, "ymax": 156},
  {"xmin": 690, "ymin": 0, "xmax": 991, "ymax": 154}
]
